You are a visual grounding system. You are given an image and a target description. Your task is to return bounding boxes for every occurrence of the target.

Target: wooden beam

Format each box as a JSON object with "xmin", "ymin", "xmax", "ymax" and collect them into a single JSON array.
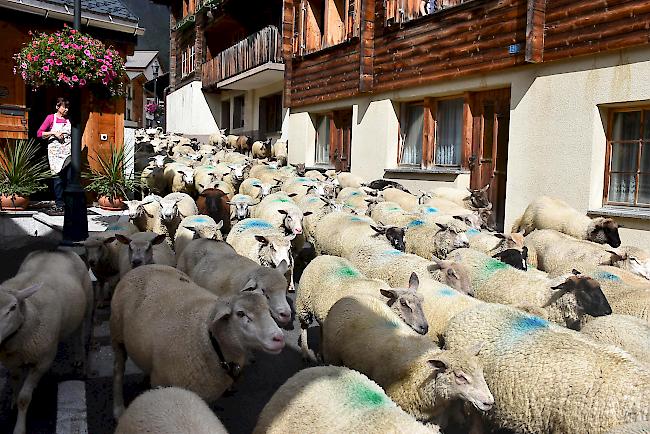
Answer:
[
  {"xmin": 359, "ymin": 0, "xmax": 374, "ymax": 92},
  {"xmin": 525, "ymin": 0, "xmax": 546, "ymax": 63},
  {"xmin": 423, "ymin": 98, "xmax": 436, "ymax": 169}
]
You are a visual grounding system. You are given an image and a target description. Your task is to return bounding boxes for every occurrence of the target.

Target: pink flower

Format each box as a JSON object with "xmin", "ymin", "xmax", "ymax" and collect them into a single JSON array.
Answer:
[
  {"xmin": 42, "ymin": 65, "xmax": 49, "ymax": 72},
  {"xmin": 50, "ymin": 51, "xmax": 56, "ymax": 57},
  {"xmin": 101, "ymin": 64, "xmax": 108, "ymax": 72},
  {"xmin": 71, "ymin": 75, "xmax": 78, "ymax": 82},
  {"xmin": 66, "ymin": 54, "xmax": 75, "ymax": 60},
  {"xmin": 62, "ymin": 76, "xmax": 70, "ymax": 83},
  {"xmin": 46, "ymin": 58, "xmax": 54, "ymax": 65},
  {"xmin": 55, "ymin": 60, "xmax": 62, "ymax": 66},
  {"xmin": 33, "ymin": 55, "xmax": 39, "ymax": 61},
  {"xmin": 21, "ymin": 72, "xmax": 26, "ymax": 79},
  {"xmin": 79, "ymin": 78, "xmax": 86, "ymax": 86},
  {"xmin": 84, "ymin": 49, "xmax": 91, "ymax": 56},
  {"xmin": 21, "ymin": 62, "xmax": 27, "ymax": 69}
]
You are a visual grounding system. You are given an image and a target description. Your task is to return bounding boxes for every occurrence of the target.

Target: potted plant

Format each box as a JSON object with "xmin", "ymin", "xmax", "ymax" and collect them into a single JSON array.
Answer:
[
  {"xmin": 13, "ymin": 25, "xmax": 126, "ymax": 97},
  {"xmin": 84, "ymin": 144, "xmax": 140, "ymax": 210},
  {"xmin": 0, "ymin": 139, "xmax": 51, "ymax": 210}
]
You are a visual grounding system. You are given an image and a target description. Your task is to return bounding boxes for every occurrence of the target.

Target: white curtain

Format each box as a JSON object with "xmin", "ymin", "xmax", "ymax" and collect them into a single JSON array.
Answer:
[
  {"xmin": 401, "ymin": 105, "xmax": 423, "ymax": 165},
  {"xmin": 315, "ymin": 116, "xmax": 330, "ymax": 164},
  {"xmin": 435, "ymin": 98, "xmax": 463, "ymax": 166}
]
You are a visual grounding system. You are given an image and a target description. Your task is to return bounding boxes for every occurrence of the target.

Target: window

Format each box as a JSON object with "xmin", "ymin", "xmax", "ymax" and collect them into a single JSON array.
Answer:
[
  {"xmin": 259, "ymin": 93, "xmax": 283, "ymax": 134},
  {"xmin": 294, "ymin": 0, "xmax": 360, "ymax": 55},
  {"xmin": 181, "ymin": 45, "xmax": 195, "ymax": 77},
  {"xmin": 385, "ymin": 0, "xmax": 472, "ymax": 26},
  {"xmin": 233, "ymin": 95, "xmax": 245, "ymax": 129},
  {"xmin": 399, "ymin": 97, "xmax": 465, "ymax": 168},
  {"xmin": 189, "ymin": 46, "xmax": 195, "ymax": 73},
  {"xmin": 315, "ymin": 115, "xmax": 331, "ymax": 164},
  {"xmin": 605, "ymin": 108, "xmax": 650, "ymax": 206},
  {"xmin": 221, "ymin": 100, "xmax": 230, "ymax": 132},
  {"xmin": 181, "ymin": 50, "xmax": 187, "ymax": 77}
]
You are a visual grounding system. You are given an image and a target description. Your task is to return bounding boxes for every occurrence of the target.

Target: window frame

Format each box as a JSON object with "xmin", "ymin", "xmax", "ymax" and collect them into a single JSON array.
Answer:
[
  {"xmin": 233, "ymin": 95, "xmax": 245, "ymax": 130},
  {"xmin": 603, "ymin": 106, "xmax": 650, "ymax": 208},
  {"xmin": 397, "ymin": 95, "xmax": 470, "ymax": 170},
  {"xmin": 314, "ymin": 113, "xmax": 332, "ymax": 166},
  {"xmin": 384, "ymin": 0, "xmax": 472, "ymax": 27},
  {"xmin": 293, "ymin": 0, "xmax": 361, "ymax": 57}
]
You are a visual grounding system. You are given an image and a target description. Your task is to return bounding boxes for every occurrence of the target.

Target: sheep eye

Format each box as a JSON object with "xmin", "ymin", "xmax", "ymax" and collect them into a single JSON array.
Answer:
[
  {"xmin": 8, "ymin": 305, "xmax": 16, "ymax": 312},
  {"xmin": 400, "ymin": 300, "xmax": 408, "ymax": 307},
  {"xmin": 455, "ymin": 373, "xmax": 469, "ymax": 384},
  {"xmin": 236, "ymin": 311, "xmax": 245, "ymax": 318}
]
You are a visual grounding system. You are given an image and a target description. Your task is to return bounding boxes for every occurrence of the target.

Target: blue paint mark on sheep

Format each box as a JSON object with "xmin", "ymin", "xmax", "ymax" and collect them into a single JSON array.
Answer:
[
  {"xmin": 504, "ymin": 315, "xmax": 549, "ymax": 344},
  {"xmin": 594, "ymin": 271, "xmax": 622, "ymax": 282},
  {"xmin": 107, "ymin": 224, "xmax": 126, "ymax": 231},
  {"xmin": 307, "ymin": 197, "xmax": 319, "ymax": 203},
  {"xmin": 422, "ymin": 207, "xmax": 438, "ymax": 214},
  {"xmin": 407, "ymin": 219, "xmax": 425, "ymax": 228},
  {"xmin": 188, "ymin": 216, "xmax": 210, "ymax": 224},
  {"xmin": 382, "ymin": 249, "xmax": 403, "ymax": 256},
  {"xmin": 251, "ymin": 181, "xmax": 261, "ymax": 187},
  {"xmin": 349, "ymin": 191, "xmax": 360, "ymax": 196},
  {"xmin": 238, "ymin": 219, "xmax": 273, "ymax": 232},
  {"xmin": 466, "ymin": 228, "xmax": 480, "ymax": 236},
  {"xmin": 437, "ymin": 287, "xmax": 457, "ymax": 297}
]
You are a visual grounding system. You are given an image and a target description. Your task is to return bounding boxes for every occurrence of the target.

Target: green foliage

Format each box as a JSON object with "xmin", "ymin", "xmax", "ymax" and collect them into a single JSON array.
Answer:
[
  {"xmin": 0, "ymin": 138, "xmax": 51, "ymax": 197},
  {"xmin": 84, "ymin": 144, "xmax": 141, "ymax": 200}
]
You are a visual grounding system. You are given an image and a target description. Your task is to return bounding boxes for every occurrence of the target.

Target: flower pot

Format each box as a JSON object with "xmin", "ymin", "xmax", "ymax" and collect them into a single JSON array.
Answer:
[
  {"xmin": 98, "ymin": 195, "xmax": 124, "ymax": 211},
  {"xmin": 0, "ymin": 194, "xmax": 30, "ymax": 211}
]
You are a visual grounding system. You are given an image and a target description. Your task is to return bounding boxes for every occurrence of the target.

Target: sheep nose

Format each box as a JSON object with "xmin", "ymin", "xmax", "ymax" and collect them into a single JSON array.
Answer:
[
  {"xmin": 293, "ymin": 228, "xmax": 302, "ymax": 234},
  {"xmin": 419, "ymin": 324, "xmax": 429, "ymax": 335},
  {"xmin": 131, "ymin": 259, "xmax": 143, "ymax": 267},
  {"xmin": 272, "ymin": 333, "xmax": 285, "ymax": 344},
  {"xmin": 278, "ymin": 311, "xmax": 291, "ymax": 322}
]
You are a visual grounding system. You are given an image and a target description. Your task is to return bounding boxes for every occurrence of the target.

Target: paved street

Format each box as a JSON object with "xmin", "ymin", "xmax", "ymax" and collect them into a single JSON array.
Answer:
[{"xmin": 0, "ymin": 240, "xmax": 315, "ymax": 434}]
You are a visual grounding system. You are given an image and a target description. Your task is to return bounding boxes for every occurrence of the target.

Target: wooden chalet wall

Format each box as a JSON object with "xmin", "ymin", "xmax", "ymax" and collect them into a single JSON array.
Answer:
[{"xmin": 283, "ymin": 0, "xmax": 650, "ymax": 108}]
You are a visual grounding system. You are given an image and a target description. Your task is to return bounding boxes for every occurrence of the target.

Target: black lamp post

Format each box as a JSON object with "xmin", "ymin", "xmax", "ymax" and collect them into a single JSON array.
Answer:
[
  {"xmin": 62, "ymin": 0, "xmax": 89, "ymax": 244},
  {"xmin": 152, "ymin": 59, "xmax": 159, "ymax": 126}
]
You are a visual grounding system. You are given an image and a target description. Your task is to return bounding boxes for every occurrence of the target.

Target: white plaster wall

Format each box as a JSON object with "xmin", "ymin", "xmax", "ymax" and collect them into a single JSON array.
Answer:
[
  {"xmin": 505, "ymin": 47, "xmax": 650, "ymax": 234},
  {"xmin": 288, "ymin": 112, "xmax": 316, "ymax": 166},
  {"xmin": 166, "ymin": 81, "xmax": 219, "ymax": 135}
]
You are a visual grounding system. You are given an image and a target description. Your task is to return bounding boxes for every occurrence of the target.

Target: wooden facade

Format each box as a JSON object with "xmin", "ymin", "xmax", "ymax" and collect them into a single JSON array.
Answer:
[{"xmin": 283, "ymin": 0, "xmax": 650, "ymax": 108}]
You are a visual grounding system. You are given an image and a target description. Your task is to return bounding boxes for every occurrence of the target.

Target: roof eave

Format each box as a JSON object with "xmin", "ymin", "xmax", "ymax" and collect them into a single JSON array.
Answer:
[{"xmin": 0, "ymin": 0, "xmax": 145, "ymax": 35}]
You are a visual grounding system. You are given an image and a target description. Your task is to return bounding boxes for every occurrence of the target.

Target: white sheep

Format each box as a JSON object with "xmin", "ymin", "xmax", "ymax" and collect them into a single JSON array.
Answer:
[
  {"xmin": 0, "ymin": 250, "xmax": 92, "ymax": 434},
  {"xmin": 193, "ymin": 165, "xmax": 222, "ymax": 194},
  {"xmin": 174, "ymin": 214, "xmax": 224, "ymax": 257},
  {"xmin": 511, "ymin": 195, "xmax": 621, "ymax": 247},
  {"xmin": 270, "ymin": 139, "xmax": 287, "ymax": 166},
  {"xmin": 322, "ymin": 294, "xmax": 494, "ymax": 431},
  {"xmin": 403, "ymin": 218, "xmax": 470, "ymax": 260},
  {"xmin": 240, "ymin": 177, "xmax": 278, "ymax": 200},
  {"xmin": 580, "ymin": 314, "xmax": 650, "ymax": 366},
  {"xmin": 382, "ymin": 187, "xmax": 420, "ymax": 211},
  {"xmin": 229, "ymin": 194, "xmax": 257, "ymax": 221},
  {"xmin": 115, "ymin": 387, "xmax": 228, "ymax": 434},
  {"xmin": 115, "ymin": 232, "xmax": 176, "ymax": 277},
  {"xmin": 124, "ymin": 194, "xmax": 162, "ymax": 232},
  {"xmin": 335, "ymin": 172, "xmax": 365, "ymax": 189},
  {"xmin": 296, "ymin": 255, "xmax": 428, "ymax": 360},
  {"xmin": 177, "ymin": 239, "xmax": 292, "ymax": 325},
  {"xmin": 111, "ymin": 264, "xmax": 285, "ymax": 418},
  {"xmin": 312, "ymin": 211, "xmax": 378, "ymax": 256},
  {"xmin": 140, "ymin": 164, "xmax": 166, "ymax": 196},
  {"xmin": 606, "ymin": 422, "xmax": 650, "ymax": 434},
  {"xmin": 253, "ymin": 366, "xmax": 438, "ymax": 434},
  {"xmin": 370, "ymin": 201, "xmax": 419, "ymax": 227},
  {"xmin": 451, "ymin": 248, "xmax": 613, "ymax": 329},
  {"xmin": 253, "ymin": 192, "xmax": 311, "ymax": 236},
  {"xmin": 443, "ymin": 303, "xmax": 650, "ymax": 434},
  {"xmin": 251, "ymin": 139, "xmax": 271, "ymax": 159},
  {"xmin": 429, "ymin": 185, "xmax": 491, "ymax": 209},
  {"xmin": 159, "ymin": 192, "xmax": 199, "ymax": 244},
  {"xmin": 163, "ymin": 162, "xmax": 196, "ymax": 195}
]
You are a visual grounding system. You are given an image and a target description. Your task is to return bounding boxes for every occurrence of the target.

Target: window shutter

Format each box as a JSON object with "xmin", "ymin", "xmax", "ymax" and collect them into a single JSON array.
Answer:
[
  {"xmin": 300, "ymin": 0, "xmax": 307, "ymax": 55},
  {"xmin": 347, "ymin": 0, "xmax": 360, "ymax": 39},
  {"xmin": 385, "ymin": 0, "xmax": 397, "ymax": 26}
]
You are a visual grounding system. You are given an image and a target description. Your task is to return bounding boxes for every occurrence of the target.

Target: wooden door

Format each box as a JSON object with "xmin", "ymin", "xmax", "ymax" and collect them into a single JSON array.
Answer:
[
  {"xmin": 330, "ymin": 108, "xmax": 352, "ymax": 171},
  {"xmin": 0, "ymin": 21, "xmax": 28, "ymax": 139},
  {"xmin": 469, "ymin": 88, "xmax": 510, "ymax": 231}
]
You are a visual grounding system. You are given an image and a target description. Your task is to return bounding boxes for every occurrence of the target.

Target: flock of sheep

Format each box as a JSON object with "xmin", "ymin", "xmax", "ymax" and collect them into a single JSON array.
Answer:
[{"xmin": 1, "ymin": 127, "xmax": 650, "ymax": 434}]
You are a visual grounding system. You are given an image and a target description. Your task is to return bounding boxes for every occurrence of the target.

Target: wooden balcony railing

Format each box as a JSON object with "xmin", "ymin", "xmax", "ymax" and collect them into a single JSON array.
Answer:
[{"xmin": 202, "ymin": 25, "xmax": 283, "ymax": 88}]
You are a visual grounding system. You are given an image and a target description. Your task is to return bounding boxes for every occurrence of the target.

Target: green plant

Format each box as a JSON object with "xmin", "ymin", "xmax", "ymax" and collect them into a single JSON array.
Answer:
[
  {"xmin": 0, "ymin": 138, "xmax": 51, "ymax": 197},
  {"xmin": 84, "ymin": 144, "xmax": 141, "ymax": 200}
]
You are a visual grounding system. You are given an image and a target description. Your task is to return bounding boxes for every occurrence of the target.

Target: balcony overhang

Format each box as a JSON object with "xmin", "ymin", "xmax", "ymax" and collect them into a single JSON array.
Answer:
[{"xmin": 216, "ymin": 62, "xmax": 284, "ymax": 91}]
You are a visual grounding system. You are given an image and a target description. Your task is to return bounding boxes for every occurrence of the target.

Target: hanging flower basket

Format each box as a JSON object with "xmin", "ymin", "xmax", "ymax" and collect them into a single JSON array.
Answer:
[
  {"xmin": 145, "ymin": 102, "xmax": 162, "ymax": 116},
  {"xmin": 13, "ymin": 25, "xmax": 126, "ymax": 97}
]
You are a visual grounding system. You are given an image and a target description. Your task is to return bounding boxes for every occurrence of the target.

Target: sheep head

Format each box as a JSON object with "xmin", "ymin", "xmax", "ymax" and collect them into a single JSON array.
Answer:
[
  {"xmin": 545, "ymin": 271, "xmax": 612, "ymax": 319},
  {"xmin": 379, "ymin": 272, "xmax": 428, "ymax": 335},
  {"xmin": 254, "ymin": 234, "xmax": 294, "ymax": 270},
  {"xmin": 0, "ymin": 283, "xmax": 42, "ymax": 343},
  {"xmin": 115, "ymin": 233, "xmax": 167, "ymax": 269},
  {"xmin": 427, "ymin": 257, "xmax": 472, "ymax": 296},
  {"xmin": 588, "ymin": 217, "xmax": 621, "ymax": 248}
]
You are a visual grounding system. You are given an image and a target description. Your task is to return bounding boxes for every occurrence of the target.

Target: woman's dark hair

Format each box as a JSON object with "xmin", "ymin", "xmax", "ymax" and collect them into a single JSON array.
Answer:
[{"xmin": 56, "ymin": 97, "xmax": 70, "ymax": 109}]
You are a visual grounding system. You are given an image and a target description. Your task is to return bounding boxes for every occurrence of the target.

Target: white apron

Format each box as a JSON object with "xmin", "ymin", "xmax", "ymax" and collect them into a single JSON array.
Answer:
[{"xmin": 47, "ymin": 116, "xmax": 72, "ymax": 175}]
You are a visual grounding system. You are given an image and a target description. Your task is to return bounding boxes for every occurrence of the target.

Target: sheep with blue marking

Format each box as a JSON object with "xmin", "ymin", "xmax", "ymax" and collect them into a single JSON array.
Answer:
[
  {"xmin": 174, "ymin": 215, "xmax": 224, "ymax": 257},
  {"xmin": 229, "ymin": 193, "xmax": 257, "ymax": 222},
  {"xmin": 254, "ymin": 366, "xmax": 438, "ymax": 434},
  {"xmin": 443, "ymin": 303, "xmax": 650, "ymax": 434},
  {"xmin": 253, "ymin": 192, "xmax": 311, "ymax": 237},
  {"xmin": 580, "ymin": 314, "xmax": 650, "ymax": 366},
  {"xmin": 451, "ymin": 248, "xmax": 612, "ymax": 329},
  {"xmin": 193, "ymin": 164, "xmax": 222, "ymax": 194},
  {"xmin": 322, "ymin": 294, "xmax": 494, "ymax": 432},
  {"xmin": 296, "ymin": 255, "xmax": 428, "ymax": 360},
  {"xmin": 370, "ymin": 201, "xmax": 419, "ymax": 227},
  {"xmin": 312, "ymin": 211, "xmax": 378, "ymax": 256},
  {"xmin": 381, "ymin": 187, "xmax": 421, "ymax": 211},
  {"xmin": 403, "ymin": 218, "xmax": 470, "ymax": 260},
  {"xmin": 524, "ymin": 229, "xmax": 650, "ymax": 279},
  {"xmin": 239, "ymin": 177, "xmax": 278, "ymax": 201}
]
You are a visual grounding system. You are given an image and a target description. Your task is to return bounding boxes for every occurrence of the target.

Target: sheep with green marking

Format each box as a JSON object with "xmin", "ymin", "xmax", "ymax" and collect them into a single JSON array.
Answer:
[
  {"xmin": 451, "ymin": 248, "xmax": 613, "ymax": 329},
  {"xmin": 381, "ymin": 187, "xmax": 420, "ymax": 211},
  {"xmin": 312, "ymin": 211, "xmax": 379, "ymax": 256},
  {"xmin": 322, "ymin": 294, "xmax": 494, "ymax": 431},
  {"xmin": 580, "ymin": 314, "xmax": 650, "ymax": 366},
  {"xmin": 370, "ymin": 201, "xmax": 419, "ymax": 227},
  {"xmin": 254, "ymin": 366, "xmax": 438, "ymax": 434},
  {"xmin": 443, "ymin": 303, "xmax": 650, "ymax": 434},
  {"xmin": 252, "ymin": 192, "xmax": 311, "ymax": 237},
  {"xmin": 296, "ymin": 255, "xmax": 428, "ymax": 360}
]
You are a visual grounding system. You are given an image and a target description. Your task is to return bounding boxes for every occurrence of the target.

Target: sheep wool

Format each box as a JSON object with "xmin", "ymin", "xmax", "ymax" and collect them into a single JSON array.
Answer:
[
  {"xmin": 581, "ymin": 314, "xmax": 650, "ymax": 366},
  {"xmin": 253, "ymin": 366, "xmax": 437, "ymax": 434},
  {"xmin": 115, "ymin": 387, "xmax": 228, "ymax": 434},
  {"xmin": 443, "ymin": 303, "xmax": 650, "ymax": 434}
]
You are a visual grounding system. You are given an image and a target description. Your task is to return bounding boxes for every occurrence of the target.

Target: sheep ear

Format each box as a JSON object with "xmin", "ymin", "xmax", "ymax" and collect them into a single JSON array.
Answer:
[
  {"xmin": 494, "ymin": 233, "xmax": 507, "ymax": 239},
  {"xmin": 427, "ymin": 263, "xmax": 441, "ymax": 272},
  {"xmin": 103, "ymin": 236, "xmax": 117, "ymax": 244},
  {"xmin": 151, "ymin": 234, "xmax": 167, "ymax": 245},
  {"xmin": 211, "ymin": 300, "xmax": 233, "ymax": 323},
  {"xmin": 241, "ymin": 278, "xmax": 258, "ymax": 292},
  {"xmin": 276, "ymin": 260, "xmax": 289, "ymax": 275},
  {"xmin": 16, "ymin": 283, "xmax": 43, "ymax": 301},
  {"xmin": 288, "ymin": 193, "xmax": 298, "ymax": 198},
  {"xmin": 303, "ymin": 211, "xmax": 313, "ymax": 217},
  {"xmin": 370, "ymin": 225, "xmax": 386, "ymax": 235},
  {"xmin": 571, "ymin": 269, "xmax": 581, "ymax": 276},
  {"xmin": 114, "ymin": 235, "xmax": 131, "ymax": 245},
  {"xmin": 215, "ymin": 220, "xmax": 224, "ymax": 230},
  {"xmin": 467, "ymin": 342, "xmax": 483, "ymax": 356},
  {"xmin": 255, "ymin": 235, "xmax": 269, "ymax": 246},
  {"xmin": 436, "ymin": 223, "xmax": 448, "ymax": 231},
  {"xmin": 408, "ymin": 272, "xmax": 419, "ymax": 292},
  {"xmin": 380, "ymin": 288, "xmax": 398, "ymax": 300},
  {"xmin": 447, "ymin": 268, "xmax": 459, "ymax": 280},
  {"xmin": 277, "ymin": 209, "xmax": 289, "ymax": 215},
  {"xmin": 481, "ymin": 184, "xmax": 490, "ymax": 192},
  {"xmin": 428, "ymin": 358, "xmax": 448, "ymax": 373}
]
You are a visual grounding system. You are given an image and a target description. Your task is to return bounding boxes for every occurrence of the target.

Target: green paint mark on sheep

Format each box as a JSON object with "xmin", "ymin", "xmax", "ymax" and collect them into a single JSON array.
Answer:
[
  {"xmin": 348, "ymin": 382, "xmax": 387, "ymax": 407},
  {"xmin": 336, "ymin": 266, "xmax": 361, "ymax": 278},
  {"xmin": 383, "ymin": 249, "xmax": 403, "ymax": 256},
  {"xmin": 272, "ymin": 197, "xmax": 291, "ymax": 203},
  {"xmin": 483, "ymin": 258, "xmax": 507, "ymax": 276},
  {"xmin": 594, "ymin": 271, "xmax": 622, "ymax": 282},
  {"xmin": 387, "ymin": 206, "xmax": 400, "ymax": 212},
  {"xmin": 307, "ymin": 197, "xmax": 319, "ymax": 203},
  {"xmin": 204, "ymin": 165, "xmax": 215, "ymax": 169}
]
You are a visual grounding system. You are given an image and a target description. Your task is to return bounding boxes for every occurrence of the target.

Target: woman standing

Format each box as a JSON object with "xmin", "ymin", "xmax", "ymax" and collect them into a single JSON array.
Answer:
[{"xmin": 37, "ymin": 97, "xmax": 71, "ymax": 211}]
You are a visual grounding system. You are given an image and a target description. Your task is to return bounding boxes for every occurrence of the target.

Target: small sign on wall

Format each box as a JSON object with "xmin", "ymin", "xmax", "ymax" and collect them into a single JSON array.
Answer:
[{"xmin": 100, "ymin": 134, "xmax": 108, "ymax": 141}]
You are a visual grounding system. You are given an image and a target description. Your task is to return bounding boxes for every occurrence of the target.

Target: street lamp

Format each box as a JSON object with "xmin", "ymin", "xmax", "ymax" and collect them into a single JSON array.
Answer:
[{"xmin": 152, "ymin": 59, "xmax": 159, "ymax": 126}]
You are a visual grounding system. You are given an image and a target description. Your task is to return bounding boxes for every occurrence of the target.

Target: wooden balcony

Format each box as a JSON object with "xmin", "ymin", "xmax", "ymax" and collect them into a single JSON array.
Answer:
[{"xmin": 202, "ymin": 25, "xmax": 284, "ymax": 90}]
